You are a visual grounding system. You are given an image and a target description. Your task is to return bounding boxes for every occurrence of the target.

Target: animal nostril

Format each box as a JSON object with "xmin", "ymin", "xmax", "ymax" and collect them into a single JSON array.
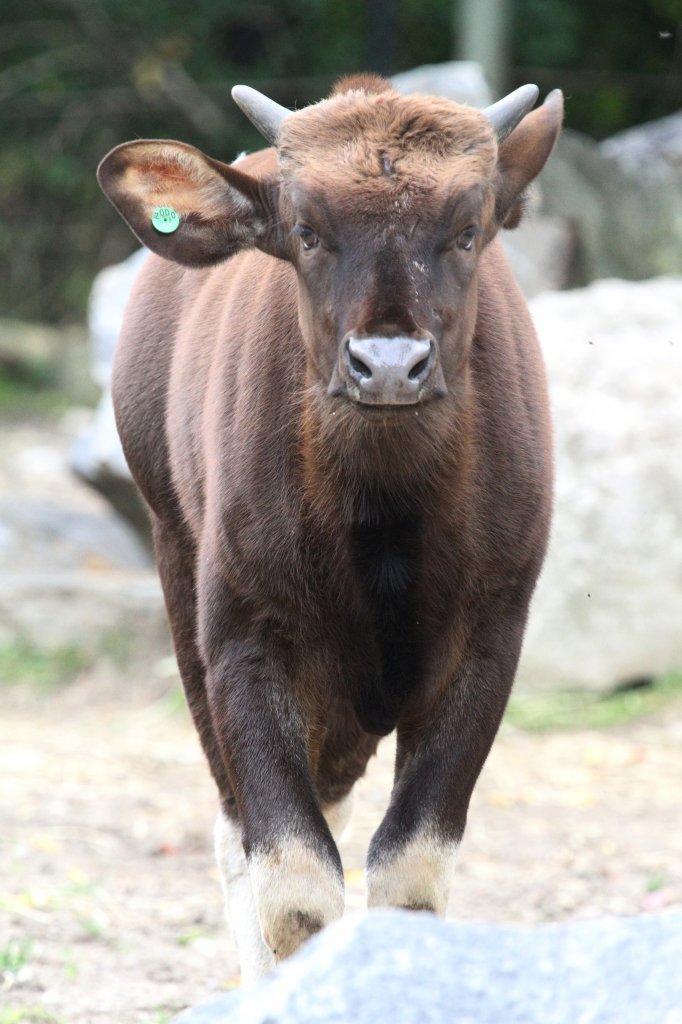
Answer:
[
  {"xmin": 408, "ymin": 357, "xmax": 429, "ymax": 381},
  {"xmin": 348, "ymin": 351, "xmax": 372, "ymax": 379}
]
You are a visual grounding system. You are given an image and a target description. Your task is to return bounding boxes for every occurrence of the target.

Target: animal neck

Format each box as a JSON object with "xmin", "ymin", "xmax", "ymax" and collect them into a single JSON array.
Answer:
[{"xmin": 298, "ymin": 371, "xmax": 473, "ymax": 529}]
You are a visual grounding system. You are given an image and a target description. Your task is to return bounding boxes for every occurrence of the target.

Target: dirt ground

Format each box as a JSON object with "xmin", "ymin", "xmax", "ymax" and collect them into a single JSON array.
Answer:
[{"xmin": 2, "ymin": 668, "xmax": 681, "ymax": 1024}]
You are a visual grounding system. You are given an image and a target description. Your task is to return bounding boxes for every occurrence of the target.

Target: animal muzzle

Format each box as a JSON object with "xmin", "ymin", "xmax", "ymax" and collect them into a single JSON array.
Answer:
[{"xmin": 330, "ymin": 334, "xmax": 447, "ymax": 406}]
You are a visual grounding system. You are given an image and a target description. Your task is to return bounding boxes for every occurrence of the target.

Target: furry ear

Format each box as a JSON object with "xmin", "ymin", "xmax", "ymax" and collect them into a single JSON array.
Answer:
[
  {"xmin": 97, "ymin": 140, "xmax": 277, "ymax": 266},
  {"xmin": 494, "ymin": 89, "xmax": 563, "ymax": 229}
]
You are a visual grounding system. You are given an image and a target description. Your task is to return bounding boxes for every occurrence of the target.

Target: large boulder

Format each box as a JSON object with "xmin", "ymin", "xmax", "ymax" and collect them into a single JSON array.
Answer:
[
  {"xmin": 538, "ymin": 114, "xmax": 682, "ymax": 283},
  {"xmin": 600, "ymin": 109, "xmax": 682, "ymax": 175},
  {"xmin": 499, "ymin": 213, "xmax": 576, "ymax": 298},
  {"xmin": 172, "ymin": 908, "xmax": 682, "ymax": 1024},
  {"xmin": 518, "ymin": 276, "xmax": 682, "ymax": 692},
  {"xmin": 392, "ymin": 60, "xmax": 491, "ymax": 107},
  {"xmin": 70, "ymin": 248, "xmax": 151, "ymax": 539},
  {"xmin": 0, "ymin": 421, "xmax": 165, "ymax": 662},
  {"xmin": 0, "ymin": 319, "xmax": 92, "ymax": 403}
]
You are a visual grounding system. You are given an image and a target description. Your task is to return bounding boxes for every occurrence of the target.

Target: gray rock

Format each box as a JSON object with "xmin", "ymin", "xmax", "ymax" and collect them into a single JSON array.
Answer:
[
  {"xmin": 499, "ymin": 214, "xmax": 576, "ymax": 297},
  {"xmin": 0, "ymin": 319, "xmax": 92, "ymax": 404},
  {"xmin": 0, "ymin": 569, "xmax": 166, "ymax": 659},
  {"xmin": 70, "ymin": 248, "xmax": 150, "ymax": 538},
  {"xmin": 392, "ymin": 61, "xmax": 492, "ymax": 107},
  {"xmin": 538, "ymin": 120, "xmax": 682, "ymax": 283},
  {"xmin": 0, "ymin": 497, "xmax": 149, "ymax": 574},
  {"xmin": 0, "ymin": 492, "xmax": 166, "ymax": 658},
  {"xmin": 600, "ymin": 110, "xmax": 682, "ymax": 175},
  {"xmin": 87, "ymin": 247, "xmax": 150, "ymax": 388},
  {"xmin": 0, "ymin": 424, "xmax": 165, "ymax": 659},
  {"xmin": 172, "ymin": 908, "xmax": 682, "ymax": 1024},
  {"xmin": 518, "ymin": 276, "xmax": 682, "ymax": 692}
]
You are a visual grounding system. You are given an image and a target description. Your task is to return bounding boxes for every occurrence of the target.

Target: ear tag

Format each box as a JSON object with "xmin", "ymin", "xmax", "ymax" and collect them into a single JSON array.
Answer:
[{"xmin": 151, "ymin": 206, "xmax": 180, "ymax": 234}]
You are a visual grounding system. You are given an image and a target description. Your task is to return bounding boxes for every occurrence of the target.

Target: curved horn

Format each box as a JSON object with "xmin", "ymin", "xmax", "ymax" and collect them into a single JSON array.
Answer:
[
  {"xmin": 482, "ymin": 84, "xmax": 539, "ymax": 142},
  {"xmin": 231, "ymin": 85, "xmax": 291, "ymax": 145}
]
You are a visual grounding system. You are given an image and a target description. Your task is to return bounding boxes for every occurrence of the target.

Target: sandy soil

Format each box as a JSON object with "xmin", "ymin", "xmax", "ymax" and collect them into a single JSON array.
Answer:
[{"xmin": 2, "ymin": 672, "xmax": 681, "ymax": 1024}]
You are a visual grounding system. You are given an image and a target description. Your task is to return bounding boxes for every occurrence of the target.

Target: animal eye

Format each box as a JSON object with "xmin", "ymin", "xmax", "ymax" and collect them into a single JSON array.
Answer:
[
  {"xmin": 294, "ymin": 224, "xmax": 320, "ymax": 251},
  {"xmin": 456, "ymin": 226, "xmax": 478, "ymax": 252}
]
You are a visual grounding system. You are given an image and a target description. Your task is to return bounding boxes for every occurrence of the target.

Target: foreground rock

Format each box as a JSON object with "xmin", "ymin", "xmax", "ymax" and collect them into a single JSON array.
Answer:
[
  {"xmin": 173, "ymin": 909, "xmax": 682, "ymax": 1024},
  {"xmin": 518, "ymin": 276, "xmax": 682, "ymax": 692}
]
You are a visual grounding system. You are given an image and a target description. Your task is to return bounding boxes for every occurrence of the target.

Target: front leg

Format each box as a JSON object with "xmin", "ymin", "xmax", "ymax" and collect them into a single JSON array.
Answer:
[
  {"xmin": 200, "ymin": 589, "xmax": 344, "ymax": 967},
  {"xmin": 366, "ymin": 593, "xmax": 527, "ymax": 914},
  {"xmin": 214, "ymin": 792, "xmax": 353, "ymax": 986}
]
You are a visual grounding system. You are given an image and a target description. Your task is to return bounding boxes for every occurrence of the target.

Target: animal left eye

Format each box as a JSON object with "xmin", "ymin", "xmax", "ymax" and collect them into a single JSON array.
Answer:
[
  {"xmin": 294, "ymin": 225, "xmax": 320, "ymax": 251},
  {"xmin": 456, "ymin": 226, "xmax": 478, "ymax": 252}
]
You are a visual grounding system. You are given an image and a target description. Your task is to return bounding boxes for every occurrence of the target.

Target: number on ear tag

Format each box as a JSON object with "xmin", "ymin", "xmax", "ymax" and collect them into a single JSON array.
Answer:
[{"xmin": 151, "ymin": 206, "xmax": 180, "ymax": 233}]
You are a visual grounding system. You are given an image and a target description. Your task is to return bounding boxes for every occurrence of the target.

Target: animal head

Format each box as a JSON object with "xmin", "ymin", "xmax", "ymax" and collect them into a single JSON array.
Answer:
[{"xmin": 98, "ymin": 75, "xmax": 562, "ymax": 412}]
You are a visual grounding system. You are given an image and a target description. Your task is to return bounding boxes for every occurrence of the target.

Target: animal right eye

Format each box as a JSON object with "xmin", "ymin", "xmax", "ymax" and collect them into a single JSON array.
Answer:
[
  {"xmin": 293, "ymin": 225, "xmax": 320, "ymax": 251},
  {"xmin": 456, "ymin": 226, "xmax": 479, "ymax": 251}
]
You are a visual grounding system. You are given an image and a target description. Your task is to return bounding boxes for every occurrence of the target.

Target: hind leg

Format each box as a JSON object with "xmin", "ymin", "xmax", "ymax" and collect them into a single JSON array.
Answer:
[
  {"xmin": 154, "ymin": 521, "xmax": 277, "ymax": 980},
  {"xmin": 153, "ymin": 521, "xmax": 270, "ymax": 977},
  {"xmin": 214, "ymin": 809, "xmax": 275, "ymax": 986},
  {"xmin": 152, "ymin": 518, "xmax": 230, "ymax": 795},
  {"xmin": 323, "ymin": 791, "xmax": 354, "ymax": 843}
]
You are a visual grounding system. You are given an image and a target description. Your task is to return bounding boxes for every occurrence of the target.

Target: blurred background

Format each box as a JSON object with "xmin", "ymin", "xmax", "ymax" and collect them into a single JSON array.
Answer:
[
  {"xmin": 1, "ymin": 0, "xmax": 681, "ymax": 324},
  {"xmin": 1, "ymin": 3, "xmax": 681, "ymax": 1024}
]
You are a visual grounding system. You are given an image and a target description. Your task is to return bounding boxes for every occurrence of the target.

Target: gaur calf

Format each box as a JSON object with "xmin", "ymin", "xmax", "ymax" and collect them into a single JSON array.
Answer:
[{"xmin": 98, "ymin": 73, "xmax": 562, "ymax": 983}]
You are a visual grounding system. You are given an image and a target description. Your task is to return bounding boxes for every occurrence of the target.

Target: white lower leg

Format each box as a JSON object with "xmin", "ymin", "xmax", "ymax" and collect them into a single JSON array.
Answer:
[
  {"xmin": 248, "ymin": 835, "xmax": 345, "ymax": 962},
  {"xmin": 214, "ymin": 811, "xmax": 275, "ymax": 986},
  {"xmin": 366, "ymin": 827, "xmax": 458, "ymax": 916}
]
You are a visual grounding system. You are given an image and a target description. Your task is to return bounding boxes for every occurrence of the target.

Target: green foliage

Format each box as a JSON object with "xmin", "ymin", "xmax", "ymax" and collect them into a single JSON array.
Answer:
[
  {"xmin": 512, "ymin": 0, "xmax": 681, "ymax": 138},
  {"xmin": 63, "ymin": 948, "xmax": 78, "ymax": 982},
  {"xmin": 0, "ymin": 946, "xmax": 66, "ymax": 1024},
  {"xmin": 1, "ymin": 1, "xmax": 680, "ymax": 323},
  {"xmin": 0, "ymin": 938, "xmax": 32, "ymax": 975},
  {"xmin": 175, "ymin": 926, "xmax": 207, "ymax": 946},
  {"xmin": 0, "ymin": 1010, "xmax": 62, "ymax": 1024},
  {"xmin": 505, "ymin": 671, "xmax": 682, "ymax": 732},
  {"xmin": 149, "ymin": 1011, "xmax": 174, "ymax": 1024},
  {"xmin": 0, "ymin": 641, "xmax": 90, "ymax": 688},
  {"xmin": 0, "ymin": 373, "xmax": 68, "ymax": 418}
]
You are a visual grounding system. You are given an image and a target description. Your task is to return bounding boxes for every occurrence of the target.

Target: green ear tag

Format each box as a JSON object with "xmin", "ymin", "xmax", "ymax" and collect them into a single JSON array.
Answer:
[{"xmin": 151, "ymin": 206, "xmax": 180, "ymax": 234}]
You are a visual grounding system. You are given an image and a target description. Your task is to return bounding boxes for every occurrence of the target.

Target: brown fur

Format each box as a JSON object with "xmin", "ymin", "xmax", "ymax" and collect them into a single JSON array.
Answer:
[
  {"xmin": 330, "ymin": 73, "xmax": 395, "ymax": 96},
  {"xmin": 99, "ymin": 76, "xmax": 563, "ymax": 962},
  {"xmin": 278, "ymin": 91, "xmax": 496, "ymax": 214}
]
